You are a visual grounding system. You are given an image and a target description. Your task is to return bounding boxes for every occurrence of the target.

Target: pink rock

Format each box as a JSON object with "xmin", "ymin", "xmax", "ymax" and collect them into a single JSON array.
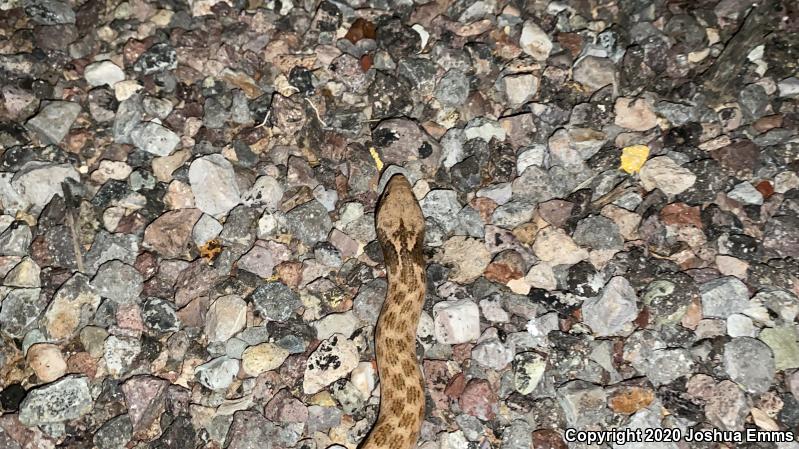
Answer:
[{"xmin": 459, "ymin": 379, "xmax": 498, "ymax": 421}]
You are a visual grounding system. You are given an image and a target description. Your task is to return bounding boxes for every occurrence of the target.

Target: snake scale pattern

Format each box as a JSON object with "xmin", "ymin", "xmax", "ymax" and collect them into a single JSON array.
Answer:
[{"xmin": 361, "ymin": 173, "xmax": 427, "ymax": 449}]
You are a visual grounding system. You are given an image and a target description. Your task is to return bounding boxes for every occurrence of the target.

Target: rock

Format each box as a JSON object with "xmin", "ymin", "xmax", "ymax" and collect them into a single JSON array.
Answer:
[
  {"xmin": 503, "ymin": 73, "xmax": 539, "ymax": 107},
  {"xmin": 724, "ymin": 337, "xmax": 775, "ymax": 394},
  {"xmin": 0, "ymin": 223, "xmax": 31, "ymax": 256},
  {"xmin": 472, "ymin": 337, "xmax": 514, "ymax": 370},
  {"xmin": 572, "ymin": 215, "xmax": 624, "ymax": 251},
  {"xmin": 726, "ymin": 314, "xmax": 755, "ymax": 337},
  {"xmin": 24, "ymin": 0, "xmax": 76, "ymax": 25},
  {"xmin": 25, "ymin": 101, "xmax": 81, "ymax": 144},
  {"xmin": 19, "ymin": 375, "xmax": 92, "ymax": 426},
  {"xmin": 0, "ymin": 288, "xmax": 43, "ymax": 338},
  {"xmin": 121, "ymin": 375, "xmax": 169, "ymax": 433},
  {"xmin": 372, "ymin": 119, "xmax": 442, "ymax": 173},
  {"xmin": 303, "ymin": 334, "xmax": 359, "ymax": 394},
  {"xmin": 433, "ymin": 236, "xmax": 490, "ymax": 284},
  {"xmin": 188, "ymin": 154, "xmax": 241, "ymax": 217},
  {"xmin": 243, "ymin": 175, "xmax": 283, "ymax": 211},
  {"xmin": 205, "ymin": 294, "xmax": 247, "ymax": 343},
  {"xmin": 573, "ymin": 56, "xmax": 615, "ymax": 92},
  {"xmin": 285, "ymin": 200, "xmax": 333, "ymax": 245},
  {"xmin": 615, "ymin": 97, "xmax": 658, "ymax": 131},
  {"xmin": 192, "ymin": 214, "xmax": 222, "ymax": 246},
  {"xmin": 91, "ymin": 260, "xmax": 143, "ymax": 304},
  {"xmin": 133, "ymin": 42, "xmax": 177, "ymax": 75},
  {"xmin": 759, "ymin": 326, "xmax": 799, "ymax": 371},
  {"xmin": 520, "ymin": 20, "xmax": 552, "ymax": 61},
  {"xmin": 242, "ymin": 343, "xmax": 290, "ymax": 376},
  {"xmin": 249, "ymin": 282, "xmax": 301, "ymax": 322},
  {"xmin": 84, "ymin": 60, "xmax": 125, "ymax": 87},
  {"xmin": 11, "ymin": 161, "xmax": 80, "ymax": 212},
  {"xmin": 196, "ymin": 356, "xmax": 240, "ymax": 391},
  {"xmin": 435, "ymin": 69, "xmax": 470, "ymax": 107},
  {"xmin": 43, "ymin": 273, "xmax": 101, "ymax": 340},
  {"xmin": 582, "ymin": 277, "xmax": 639, "ymax": 337},
  {"xmin": 727, "ymin": 182, "xmax": 763, "ymax": 205},
  {"xmin": 130, "ymin": 122, "xmax": 180, "ymax": 156},
  {"xmin": 532, "ymin": 227, "xmax": 588, "ymax": 266},
  {"xmin": 4, "ymin": 257, "xmax": 40, "ymax": 288},
  {"xmin": 700, "ymin": 276, "xmax": 751, "ymax": 319},
  {"xmin": 459, "ymin": 379, "xmax": 498, "ymax": 420},
  {"xmin": 104, "ymin": 335, "xmax": 141, "ymax": 378},
  {"xmin": 513, "ymin": 352, "xmax": 547, "ymax": 395},
  {"xmin": 705, "ymin": 380, "xmax": 750, "ymax": 431},
  {"xmin": 420, "ymin": 189, "xmax": 461, "ymax": 233},
  {"xmin": 557, "ymin": 380, "xmax": 608, "ymax": 427},
  {"xmin": 143, "ymin": 208, "xmax": 202, "ymax": 259},
  {"xmin": 639, "ymin": 156, "xmax": 696, "ymax": 195},
  {"xmin": 26, "ymin": 343, "xmax": 67, "ymax": 383},
  {"xmin": 433, "ymin": 299, "xmax": 480, "ymax": 344},
  {"xmin": 141, "ymin": 298, "xmax": 180, "ymax": 333},
  {"xmin": 93, "ymin": 414, "xmax": 132, "ymax": 449}
]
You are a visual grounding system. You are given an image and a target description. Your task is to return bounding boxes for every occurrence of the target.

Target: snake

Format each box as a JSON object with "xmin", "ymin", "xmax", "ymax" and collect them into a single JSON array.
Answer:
[{"xmin": 361, "ymin": 173, "xmax": 427, "ymax": 449}]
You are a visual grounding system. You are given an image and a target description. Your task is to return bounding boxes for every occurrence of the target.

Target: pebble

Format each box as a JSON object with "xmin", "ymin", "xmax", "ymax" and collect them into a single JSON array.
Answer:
[
  {"xmin": 43, "ymin": 273, "xmax": 101, "ymax": 340},
  {"xmin": 19, "ymin": 375, "xmax": 93, "ymax": 426},
  {"xmin": 532, "ymin": 227, "xmax": 588, "ymax": 266},
  {"xmin": 188, "ymin": 154, "xmax": 242, "ymax": 217},
  {"xmin": 26, "ymin": 343, "xmax": 67, "ymax": 383},
  {"xmin": 724, "ymin": 337, "xmax": 775, "ymax": 394},
  {"xmin": 727, "ymin": 181, "xmax": 764, "ymax": 205},
  {"xmin": 104, "ymin": 335, "xmax": 141, "ymax": 378},
  {"xmin": 582, "ymin": 277, "xmax": 639, "ymax": 337},
  {"xmin": 196, "ymin": 356, "xmax": 240, "ymax": 391},
  {"xmin": 759, "ymin": 326, "xmax": 799, "ymax": 371},
  {"xmin": 25, "ymin": 101, "xmax": 81, "ymax": 144},
  {"xmin": 705, "ymin": 380, "xmax": 751, "ymax": 431},
  {"xmin": 433, "ymin": 299, "xmax": 480, "ymax": 344},
  {"xmin": 519, "ymin": 21, "xmax": 552, "ymax": 61},
  {"xmin": 285, "ymin": 200, "xmax": 333, "ymax": 246},
  {"xmin": 459, "ymin": 379, "xmax": 498, "ymax": 420},
  {"xmin": 249, "ymin": 282, "xmax": 301, "ymax": 322},
  {"xmin": 91, "ymin": 260, "xmax": 143, "ymax": 304},
  {"xmin": 205, "ymin": 294, "xmax": 247, "ymax": 343},
  {"xmin": 242, "ymin": 343, "xmax": 290, "ymax": 376},
  {"xmin": 84, "ymin": 60, "xmax": 125, "ymax": 87},
  {"xmin": 700, "ymin": 276, "xmax": 751, "ymax": 319},
  {"xmin": 303, "ymin": 334, "xmax": 359, "ymax": 394},
  {"xmin": 433, "ymin": 236, "xmax": 490, "ymax": 284},
  {"xmin": 639, "ymin": 156, "xmax": 697, "ymax": 195},
  {"xmin": 130, "ymin": 122, "xmax": 180, "ymax": 156}
]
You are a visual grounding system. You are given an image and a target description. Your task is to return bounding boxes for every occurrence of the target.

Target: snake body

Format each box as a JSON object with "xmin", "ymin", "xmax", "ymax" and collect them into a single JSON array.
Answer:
[{"xmin": 362, "ymin": 174, "xmax": 427, "ymax": 449}]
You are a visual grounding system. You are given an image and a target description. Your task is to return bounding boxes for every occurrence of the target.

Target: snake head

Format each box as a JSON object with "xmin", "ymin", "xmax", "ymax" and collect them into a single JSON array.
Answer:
[{"xmin": 376, "ymin": 174, "xmax": 425, "ymax": 252}]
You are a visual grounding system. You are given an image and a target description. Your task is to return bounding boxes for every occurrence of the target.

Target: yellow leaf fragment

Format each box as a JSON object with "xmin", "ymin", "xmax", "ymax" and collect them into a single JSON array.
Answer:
[{"xmin": 620, "ymin": 145, "xmax": 650, "ymax": 174}]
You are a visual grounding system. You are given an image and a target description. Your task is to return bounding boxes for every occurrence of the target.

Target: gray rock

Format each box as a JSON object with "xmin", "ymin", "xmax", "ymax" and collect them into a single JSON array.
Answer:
[
  {"xmin": 142, "ymin": 297, "xmax": 180, "ymax": 333},
  {"xmin": 501, "ymin": 420, "xmax": 533, "ymax": 449},
  {"xmin": 19, "ymin": 375, "xmax": 92, "ymax": 426},
  {"xmin": 353, "ymin": 278, "xmax": 387, "ymax": 323},
  {"xmin": 93, "ymin": 414, "xmax": 132, "ymax": 449},
  {"xmin": 727, "ymin": 182, "xmax": 763, "ymax": 205},
  {"xmin": 203, "ymin": 97, "xmax": 229, "ymax": 129},
  {"xmin": 196, "ymin": 356, "xmax": 240, "ymax": 391},
  {"xmin": 133, "ymin": 42, "xmax": 177, "ymax": 75},
  {"xmin": 249, "ymin": 282, "xmax": 301, "ymax": 322},
  {"xmin": 243, "ymin": 175, "xmax": 283, "ymax": 211},
  {"xmin": 113, "ymin": 94, "xmax": 144, "ymax": 144},
  {"xmin": 0, "ymin": 222, "xmax": 32, "ymax": 256},
  {"xmin": 104, "ymin": 335, "xmax": 141, "ymax": 377},
  {"xmin": 11, "ymin": 161, "xmax": 80, "ymax": 212},
  {"xmin": 188, "ymin": 154, "xmax": 242, "ymax": 217},
  {"xmin": 573, "ymin": 215, "xmax": 624, "ymax": 250},
  {"xmin": 582, "ymin": 276, "xmax": 639, "ymax": 337},
  {"xmin": 492, "ymin": 199, "xmax": 537, "ymax": 228},
  {"xmin": 285, "ymin": 200, "xmax": 332, "ymax": 245},
  {"xmin": 573, "ymin": 56, "xmax": 616, "ymax": 92},
  {"xmin": 557, "ymin": 380, "xmax": 608, "ymax": 427},
  {"xmin": 91, "ymin": 260, "xmax": 143, "ymax": 304},
  {"xmin": 724, "ymin": 337, "xmax": 775, "ymax": 394},
  {"xmin": 420, "ymin": 189, "xmax": 461, "ymax": 233},
  {"xmin": 700, "ymin": 276, "xmax": 751, "ymax": 318},
  {"xmin": 24, "ymin": 0, "xmax": 75, "ymax": 25},
  {"xmin": 192, "ymin": 214, "xmax": 223, "ymax": 246},
  {"xmin": 0, "ymin": 287, "xmax": 43, "ymax": 338},
  {"xmin": 26, "ymin": 101, "xmax": 81, "ymax": 144},
  {"xmin": 130, "ymin": 122, "xmax": 180, "ymax": 156},
  {"xmin": 435, "ymin": 69, "xmax": 470, "ymax": 107}
]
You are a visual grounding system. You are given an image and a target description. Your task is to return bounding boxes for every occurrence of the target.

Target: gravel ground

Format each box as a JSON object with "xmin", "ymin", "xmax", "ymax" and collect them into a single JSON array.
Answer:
[{"xmin": 1, "ymin": 0, "xmax": 799, "ymax": 448}]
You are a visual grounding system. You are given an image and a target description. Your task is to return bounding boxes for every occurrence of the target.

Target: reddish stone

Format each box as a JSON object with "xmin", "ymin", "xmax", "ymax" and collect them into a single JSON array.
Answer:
[
  {"xmin": 452, "ymin": 343, "xmax": 474, "ymax": 364},
  {"xmin": 264, "ymin": 389, "xmax": 308, "ymax": 423},
  {"xmin": 538, "ymin": 199, "xmax": 573, "ymax": 228},
  {"xmin": 533, "ymin": 429, "xmax": 568, "ymax": 449},
  {"xmin": 122, "ymin": 375, "xmax": 169, "ymax": 433},
  {"xmin": 753, "ymin": 114, "xmax": 783, "ymax": 133},
  {"xmin": 444, "ymin": 373, "xmax": 466, "ymax": 399},
  {"xmin": 469, "ymin": 197, "xmax": 497, "ymax": 223},
  {"xmin": 756, "ymin": 180, "xmax": 775, "ymax": 198},
  {"xmin": 483, "ymin": 250, "xmax": 525, "ymax": 284},
  {"xmin": 135, "ymin": 251, "xmax": 159, "ymax": 280},
  {"xmin": 423, "ymin": 360, "xmax": 451, "ymax": 411},
  {"xmin": 276, "ymin": 261, "xmax": 304, "ymax": 289},
  {"xmin": 459, "ymin": 379, "xmax": 498, "ymax": 420},
  {"xmin": 557, "ymin": 33, "xmax": 584, "ymax": 57},
  {"xmin": 143, "ymin": 208, "xmax": 203, "ymax": 259},
  {"xmin": 360, "ymin": 54, "xmax": 373, "ymax": 72},
  {"xmin": 66, "ymin": 352, "xmax": 97, "ymax": 379},
  {"xmin": 660, "ymin": 202, "xmax": 703, "ymax": 228},
  {"xmin": 344, "ymin": 18, "xmax": 376, "ymax": 44},
  {"xmin": 710, "ymin": 140, "xmax": 760, "ymax": 177}
]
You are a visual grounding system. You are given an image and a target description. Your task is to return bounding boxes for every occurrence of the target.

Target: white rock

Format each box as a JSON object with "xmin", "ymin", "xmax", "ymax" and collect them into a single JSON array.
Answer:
[
  {"xmin": 303, "ymin": 334, "xmax": 359, "ymax": 394},
  {"xmin": 727, "ymin": 314, "xmax": 756, "ymax": 337},
  {"xmin": 130, "ymin": 121, "xmax": 180, "ymax": 156},
  {"xmin": 314, "ymin": 311, "xmax": 358, "ymax": 340},
  {"xmin": 727, "ymin": 182, "xmax": 764, "ymax": 205},
  {"xmin": 196, "ymin": 356, "xmax": 239, "ymax": 390},
  {"xmin": 532, "ymin": 227, "xmax": 588, "ymax": 266},
  {"xmin": 189, "ymin": 154, "xmax": 242, "ymax": 217},
  {"xmin": 205, "ymin": 294, "xmax": 247, "ymax": 343},
  {"xmin": 433, "ymin": 299, "xmax": 480, "ymax": 344},
  {"xmin": 520, "ymin": 20, "xmax": 552, "ymax": 61},
  {"xmin": 778, "ymin": 77, "xmax": 799, "ymax": 98},
  {"xmin": 639, "ymin": 156, "xmax": 696, "ymax": 195},
  {"xmin": 104, "ymin": 335, "xmax": 141, "ymax": 378},
  {"xmin": 84, "ymin": 60, "xmax": 125, "ymax": 87}
]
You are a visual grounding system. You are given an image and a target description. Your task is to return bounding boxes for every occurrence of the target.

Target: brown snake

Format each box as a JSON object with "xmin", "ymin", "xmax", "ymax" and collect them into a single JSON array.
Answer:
[{"xmin": 361, "ymin": 173, "xmax": 427, "ymax": 449}]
